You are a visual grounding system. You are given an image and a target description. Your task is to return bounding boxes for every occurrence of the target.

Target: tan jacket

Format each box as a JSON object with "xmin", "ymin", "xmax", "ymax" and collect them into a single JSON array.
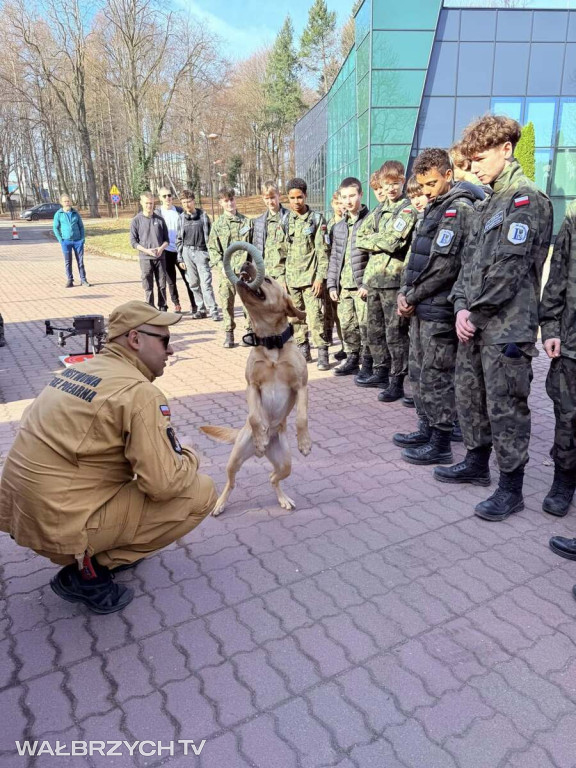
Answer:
[{"xmin": 0, "ymin": 343, "xmax": 200, "ymax": 555}]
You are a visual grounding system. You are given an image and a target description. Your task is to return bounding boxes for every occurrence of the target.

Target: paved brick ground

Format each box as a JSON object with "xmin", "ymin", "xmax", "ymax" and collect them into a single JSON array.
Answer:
[{"xmin": 1, "ymin": 222, "xmax": 575, "ymax": 768}]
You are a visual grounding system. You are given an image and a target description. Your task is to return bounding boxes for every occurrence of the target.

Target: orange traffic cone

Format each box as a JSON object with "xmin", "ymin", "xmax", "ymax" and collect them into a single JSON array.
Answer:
[{"xmin": 12, "ymin": 223, "xmax": 19, "ymax": 240}]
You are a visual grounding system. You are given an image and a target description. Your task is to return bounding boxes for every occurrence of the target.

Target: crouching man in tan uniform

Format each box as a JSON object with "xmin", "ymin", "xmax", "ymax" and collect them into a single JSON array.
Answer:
[{"xmin": 0, "ymin": 301, "xmax": 217, "ymax": 614}]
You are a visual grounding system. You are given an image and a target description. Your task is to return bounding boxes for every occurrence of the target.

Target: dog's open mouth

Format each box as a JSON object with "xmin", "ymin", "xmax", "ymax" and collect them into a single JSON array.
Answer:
[{"xmin": 238, "ymin": 270, "xmax": 266, "ymax": 300}]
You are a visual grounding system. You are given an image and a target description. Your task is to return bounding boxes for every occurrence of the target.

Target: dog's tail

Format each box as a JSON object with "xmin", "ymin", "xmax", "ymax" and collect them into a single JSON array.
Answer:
[{"xmin": 200, "ymin": 425, "xmax": 239, "ymax": 444}]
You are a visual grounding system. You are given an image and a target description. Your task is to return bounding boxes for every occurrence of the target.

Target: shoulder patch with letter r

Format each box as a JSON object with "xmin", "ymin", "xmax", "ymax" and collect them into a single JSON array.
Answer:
[
  {"xmin": 507, "ymin": 222, "xmax": 529, "ymax": 245},
  {"xmin": 436, "ymin": 229, "xmax": 454, "ymax": 247}
]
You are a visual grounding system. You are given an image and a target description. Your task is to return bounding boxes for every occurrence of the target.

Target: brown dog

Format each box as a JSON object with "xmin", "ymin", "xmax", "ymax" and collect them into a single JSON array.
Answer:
[{"xmin": 201, "ymin": 263, "xmax": 312, "ymax": 516}]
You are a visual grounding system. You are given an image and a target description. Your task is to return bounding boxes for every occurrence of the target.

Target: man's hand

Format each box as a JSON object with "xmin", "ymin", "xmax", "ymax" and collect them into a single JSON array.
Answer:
[
  {"xmin": 358, "ymin": 287, "xmax": 368, "ymax": 301},
  {"xmin": 312, "ymin": 279, "xmax": 323, "ymax": 298},
  {"xmin": 456, "ymin": 309, "xmax": 477, "ymax": 343},
  {"xmin": 544, "ymin": 338, "xmax": 561, "ymax": 358},
  {"xmin": 397, "ymin": 292, "xmax": 415, "ymax": 317},
  {"xmin": 147, "ymin": 248, "xmax": 158, "ymax": 258},
  {"xmin": 329, "ymin": 289, "xmax": 339, "ymax": 303},
  {"xmin": 177, "ymin": 260, "xmax": 187, "ymax": 271}
]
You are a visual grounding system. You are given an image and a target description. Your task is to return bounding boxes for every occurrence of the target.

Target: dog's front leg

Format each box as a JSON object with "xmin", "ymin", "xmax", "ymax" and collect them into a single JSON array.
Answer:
[
  {"xmin": 295, "ymin": 386, "xmax": 312, "ymax": 456},
  {"xmin": 247, "ymin": 384, "xmax": 269, "ymax": 456}
]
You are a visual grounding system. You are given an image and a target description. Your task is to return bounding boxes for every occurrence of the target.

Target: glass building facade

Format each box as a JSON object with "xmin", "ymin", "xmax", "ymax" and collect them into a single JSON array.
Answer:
[{"xmin": 295, "ymin": 0, "xmax": 576, "ymax": 224}]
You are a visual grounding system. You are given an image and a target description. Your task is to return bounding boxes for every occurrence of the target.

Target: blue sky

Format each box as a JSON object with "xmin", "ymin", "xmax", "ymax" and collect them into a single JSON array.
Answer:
[{"xmin": 180, "ymin": 0, "xmax": 355, "ymax": 58}]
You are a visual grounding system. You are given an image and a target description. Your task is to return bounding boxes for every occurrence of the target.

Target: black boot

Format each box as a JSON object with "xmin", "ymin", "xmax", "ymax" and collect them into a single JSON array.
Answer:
[
  {"xmin": 549, "ymin": 536, "xmax": 576, "ymax": 561},
  {"xmin": 223, "ymin": 331, "xmax": 234, "ymax": 348},
  {"xmin": 333, "ymin": 352, "xmax": 360, "ymax": 376},
  {"xmin": 50, "ymin": 559, "xmax": 134, "ymax": 614},
  {"xmin": 474, "ymin": 466, "xmax": 525, "ymax": 521},
  {"xmin": 378, "ymin": 375, "xmax": 405, "ymax": 402},
  {"xmin": 298, "ymin": 341, "xmax": 312, "ymax": 363},
  {"xmin": 356, "ymin": 365, "xmax": 389, "ymax": 389},
  {"xmin": 393, "ymin": 417, "xmax": 431, "ymax": 447},
  {"xmin": 402, "ymin": 427, "xmax": 453, "ymax": 466},
  {"xmin": 543, "ymin": 467, "xmax": 576, "ymax": 517},
  {"xmin": 334, "ymin": 348, "xmax": 347, "ymax": 361},
  {"xmin": 434, "ymin": 447, "xmax": 491, "ymax": 486},
  {"xmin": 0, "ymin": 333, "xmax": 5, "ymax": 348},
  {"xmin": 354, "ymin": 355, "xmax": 374, "ymax": 385},
  {"xmin": 451, "ymin": 420, "xmax": 463, "ymax": 442},
  {"xmin": 317, "ymin": 347, "xmax": 330, "ymax": 371},
  {"xmin": 402, "ymin": 396, "xmax": 415, "ymax": 408}
]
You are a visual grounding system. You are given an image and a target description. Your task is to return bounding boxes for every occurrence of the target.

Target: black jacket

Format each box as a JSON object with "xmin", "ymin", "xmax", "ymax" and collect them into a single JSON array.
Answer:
[{"xmin": 327, "ymin": 205, "xmax": 370, "ymax": 293}]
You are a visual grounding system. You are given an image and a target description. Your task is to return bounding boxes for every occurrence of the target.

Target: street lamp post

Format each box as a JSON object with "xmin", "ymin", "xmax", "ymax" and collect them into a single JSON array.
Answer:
[{"xmin": 200, "ymin": 131, "xmax": 219, "ymax": 217}]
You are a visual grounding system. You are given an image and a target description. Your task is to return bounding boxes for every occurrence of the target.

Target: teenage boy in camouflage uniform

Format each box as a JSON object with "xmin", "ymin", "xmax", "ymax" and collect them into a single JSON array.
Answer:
[
  {"xmin": 252, "ymin": 181, "xmax": 289, "ymax": 289},
  {"xmin": 356, "ymin": 161, "xmax": 417, "ymax": 398},
  {"xmin": 285, "ymin": 178, "xmax": 330, "ymax": 370},
  {"xmin": 325, "ymin": 190, "xmax": 345, "ymax": 360},
  {"xmin": 436, "ymin": 116, "xmax": 553, "ymax": 521},
  {"xmin": 208, "ymin": 188, "xmax": 253, "ymax": 348}
]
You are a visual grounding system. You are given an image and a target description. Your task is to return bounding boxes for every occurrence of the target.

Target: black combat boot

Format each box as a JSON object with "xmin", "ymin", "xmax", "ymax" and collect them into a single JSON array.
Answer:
[
  {"xmin": 474, "ymin": 466, "xmax": 525, "ymax": 521},
  {"xmin": 354, "ymin": 354, "xmax": 374, "ymax": 385},
  {"xmin": 333, "ymin": 352, "xmax": 360, "ymax": 376},
  {"xmin": 402, "ymin": 396, "xmax": 415, "ymax": 408},
  {"xmin": 0, "ymin": 332, "xmax": 5, "ymax": 348},
  {"xmin": 298, "ymin": 341, "xmax": 312, "ymax": 363},
  {"xmin": 223, "ymin": 331, "xmax": 234, "ymax": 348},
  {"xmin": 378, "ymin": 375, "xmax": 405, "ymax": 402},
  {"xmin": 317, "ymin": 347, "xmax": 330, "ymax": 371},
  {"xmin": 549, "ymin": 536, "xmax": 576, "ymax": 561},
  {"xmin": 402, "ymin": 427, "xmax": 453, "ymax": 466},
  {"xmin": 451, "ymin": 420, "xmax": 463, "ymax": 442},
  {"xmin": 393, "ymin": 417, "xmax": 431, "ymax": 448},
  {"xmin": 334, "ymin": 348, "xmax": 347, "ymax": 361},
  {"xmin": 542, "ymin": 467, "xmax": 576, "ymax": 517},
  {"xmin": 434, "ymin": 447, "xmax": 491, "ymax": 486},
  {"xmin": 356, "ymin": 365, "xmax": 389, "ymax": 389}
]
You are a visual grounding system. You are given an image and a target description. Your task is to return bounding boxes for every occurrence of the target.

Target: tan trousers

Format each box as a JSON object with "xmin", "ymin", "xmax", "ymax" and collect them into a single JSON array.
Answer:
[{"xmin": 38, "ymin": 473, "xmax": 217, "ymax": 569}]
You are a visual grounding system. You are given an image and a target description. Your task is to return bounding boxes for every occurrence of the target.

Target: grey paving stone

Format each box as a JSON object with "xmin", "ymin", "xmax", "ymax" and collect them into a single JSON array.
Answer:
[
  {"xmin": 306, "ymin": 682, "xmax": 372, "ymax": 750},
  {"xmin": 275, "ymin": 697, "xmax": 339, "ymax": 768},
  {"xmin": 446, "ymin": 713, "xmax": 527, "ymax": 768},
  {"xmin": 199, "ymin": 662, "xmax": 256, "ymax": 728}
]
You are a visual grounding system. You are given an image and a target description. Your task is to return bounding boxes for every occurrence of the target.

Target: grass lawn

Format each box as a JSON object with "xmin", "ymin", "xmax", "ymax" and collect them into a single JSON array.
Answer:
[{"xmin": 84, "ymin": 218, "xmax": 135, "ymax": 260}]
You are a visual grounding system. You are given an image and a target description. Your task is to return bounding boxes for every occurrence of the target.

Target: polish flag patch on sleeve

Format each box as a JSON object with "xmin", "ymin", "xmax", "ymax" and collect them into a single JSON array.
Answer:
[
  {"xmin": 160, "ymin": 404, "xmax": 171, "ymax": 417},
  {"xmin": 402, "ymin": 207, "xmax": 413, "ymax": 214},
  {"xmin": 514, "ymin": 195, "xmax": 530, "ymax": 207},
  {"xmin": 444, "ymin": 209, "xmax": 457, "ymax": 218}
]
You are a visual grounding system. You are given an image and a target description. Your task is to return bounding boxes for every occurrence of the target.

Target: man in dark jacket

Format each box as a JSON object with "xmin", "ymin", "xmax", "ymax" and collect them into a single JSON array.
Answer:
[
  {"xmin": 436, "ymin": 115, "xmax": 553, "ymax": 521},
  {"xmin": 130, "ymin": 192, "xmax": 169, "ymax": 310},
  {"xmin": 252, "ymin": 181, "xmax": 290, "ymax": 288},
  {"xmin": 394, "ymin": 149, "xmax": 483, "ymax": 466},
  {"xmin": 327, "ymin": 177, "xmax": 370, "ymax": 376}
]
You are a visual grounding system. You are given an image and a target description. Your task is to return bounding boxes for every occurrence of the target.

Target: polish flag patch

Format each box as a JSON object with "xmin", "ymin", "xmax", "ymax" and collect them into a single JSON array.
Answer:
[
  {"xmin": 160, "ymin": 405, "xmax": 171, "ymax": 417},
  {"xmin": 514, "ymin": 195, "xmax": 530, "ymax": 207},
  {"xmin": 402, "ymin": 207, "xmax": 413, "ymax": 214},
  {"xmin": 444, "ymin": 209, "xmax": 457, "ymax": 218}
]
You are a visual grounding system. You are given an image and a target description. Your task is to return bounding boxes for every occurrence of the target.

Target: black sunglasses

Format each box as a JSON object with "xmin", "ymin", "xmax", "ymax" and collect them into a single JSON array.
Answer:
[
  {"xmin": 161, "ymin": 193, "xmax": 173, "ymax": 198},
  {"xmin": 127, "ymin": 330, "xmax": 171, "ymax": 349}
]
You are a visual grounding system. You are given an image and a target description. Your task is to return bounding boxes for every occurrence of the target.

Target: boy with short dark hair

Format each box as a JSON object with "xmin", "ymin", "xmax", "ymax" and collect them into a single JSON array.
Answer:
[
  {"xmin": 208, "ymin": 188, "xmax": 253, "ymax": 348},
  {"xmin": 327, "ymin": 177, "xmax": 370, "ymax": 375},
  {"xmin": 285, "ymin": 177, "xmax": 330, "ymax": 370}
]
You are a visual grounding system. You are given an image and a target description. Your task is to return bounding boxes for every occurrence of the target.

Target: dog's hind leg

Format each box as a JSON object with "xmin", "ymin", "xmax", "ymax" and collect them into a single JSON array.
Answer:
[
  {"xmin": 212, "ymin": 426, "xmax": 255, "ymax": 517},
  {"xmin": 265, "ymin": 431, "xmax": 295, "ymax": 510}
]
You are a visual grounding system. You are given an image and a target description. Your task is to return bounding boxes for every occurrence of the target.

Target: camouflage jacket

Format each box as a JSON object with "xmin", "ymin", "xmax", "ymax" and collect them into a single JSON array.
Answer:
[
  {"xmin": 285, "ymin": 208, "xmax": 329, "ymax": 288},
  {"xmin": 357, "ymin": 196, "xmax": 418, "ymax": 289},
  {"xmin": 261, "ymin": 208, "xmax": 289, "ymax": 280},
  {"xmin": 540, "ymin": 201, "xmax": 576, "ymax": 359},
  {"xmin": 451, "ymin": 159, "xmax": 553, "ymax": 345},
  {"xmin": 208, "ymin": 212, "xmax": 253, "ymax": 271}
]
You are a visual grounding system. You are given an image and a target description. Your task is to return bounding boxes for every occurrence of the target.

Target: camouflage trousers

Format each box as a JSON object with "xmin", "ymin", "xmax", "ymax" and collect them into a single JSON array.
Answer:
[
  {"xmin": 288, "ymin": 285, "xmax": 327, "ymax": 348},
  {"xmin": 409, "ymin": 317, "xmax": 457, "ymax": 431},
  {"xmin": 323, "ymin": 285, "xmax": 343, "ymax": 344},
  {"xmin": 367, "ymin": 287, "xmax": 409, "ymax": 375},
  {"xmin": 456, "ymin": 341, "xmax": 536, "ymax": 473},
  {"xmin": 216, "ymin": 271, "xmax": 251, "ymax": 333},
  {"xmin": 546, "ymin": 356, "xmax": 576, "ymax": 472},
  {"xmin": 337, "ymin": 287, "xmax": 367, "ymax": 354}
]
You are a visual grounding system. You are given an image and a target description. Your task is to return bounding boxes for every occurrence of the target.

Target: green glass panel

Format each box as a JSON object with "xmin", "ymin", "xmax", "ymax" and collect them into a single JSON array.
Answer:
[
  {"xmin": 359, "ymin": 146, "xmax": 368, "ymax": 182},
  {"xmin": 551, "ymin": 197, "xmax": 574, "ymax": 235},
  {"xmin": 358, "ymin": 112, "xmax": 369, "ymax": 149},
  {"xmin": 358, "ymin": 74, "xmax": 370, "ymax": 115},
  {"xmin": 372, "ymin": 70, "xmax": 425, "ymax": 108},
  {"xmin": 371, "ymin": 108, "xmax": 419, "ymax": 145},
  {"xmin": 370, "ymin": 145, "xmax": 411, "ymax": 171},
  {"xmin": 535, "ymin": 149, "xmax": 553, "ymax": 192},
  {"xmin": 372, "ymin": 31, "xmax": 434, "ymax": 70},
  {"xmin": 557, "ymin": 99, "xmax": 576, "ymax": 147},
  {"xmin": 357, "ymin": 36, "xmax": 370, "ymax": 78},
  {"xmin": 355, "ymin": 0, "xmax": 371, "ymax": 45},
  {"xmin": 373, "ymin": 0, "xmax": 441, "ymax": 30},
  {"xmin": 552, "ymin": 150, "xmax": 576, "ymax": 196}
]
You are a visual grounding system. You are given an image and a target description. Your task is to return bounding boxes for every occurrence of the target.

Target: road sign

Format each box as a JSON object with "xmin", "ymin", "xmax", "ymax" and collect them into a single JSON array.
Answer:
[
  {"xmin": 111, "ymin": 194, "xmax": 121, "ymax": 204},
  {"xmin": 109, "ymin": 184, "xmax": 120, "ymax": 195}
]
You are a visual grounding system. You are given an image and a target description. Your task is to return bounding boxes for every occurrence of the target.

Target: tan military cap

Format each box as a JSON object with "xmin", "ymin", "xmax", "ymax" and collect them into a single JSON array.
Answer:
[{"xmin": 107, "ymin": 300, "xmax": 182, "ymax": 339}]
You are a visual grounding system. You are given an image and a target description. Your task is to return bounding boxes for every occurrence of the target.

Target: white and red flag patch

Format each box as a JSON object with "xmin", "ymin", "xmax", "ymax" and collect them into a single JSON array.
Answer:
[
  {"xmin": 444, "ymin": 209, "xmax": 457, "ymax": 218},
  {"xmin": 514, "ymin": 195, "xmax": 530, "ymax": 207},
  {"xmin": 160, "ymin": 404, "xmax": 171, "ymax": 417}
]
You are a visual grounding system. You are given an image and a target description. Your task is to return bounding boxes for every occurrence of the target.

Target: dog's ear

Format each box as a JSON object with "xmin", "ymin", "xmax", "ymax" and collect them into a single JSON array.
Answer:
[{"xmin": 284, "ymin": 291, "xmax": 307, "ymax": 322}]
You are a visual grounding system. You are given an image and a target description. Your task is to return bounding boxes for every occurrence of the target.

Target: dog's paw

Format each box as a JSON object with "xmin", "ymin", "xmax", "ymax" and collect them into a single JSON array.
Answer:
[
  {"xmin": 211, "ymin": 502, "xmax": 225, "ymax": 517},
  {"xmin": 278, "ymin": 493, "xmax": 296, "ymax": 510},
  {"xmin": 298, "ymin": 435, "xmax": 312, "ymax": 456}
]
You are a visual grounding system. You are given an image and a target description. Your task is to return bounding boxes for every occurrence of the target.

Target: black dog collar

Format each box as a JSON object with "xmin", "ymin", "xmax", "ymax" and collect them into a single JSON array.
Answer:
[{"xmin": 242, "ymin": 324, "xmax": 294, "ymax": 350}]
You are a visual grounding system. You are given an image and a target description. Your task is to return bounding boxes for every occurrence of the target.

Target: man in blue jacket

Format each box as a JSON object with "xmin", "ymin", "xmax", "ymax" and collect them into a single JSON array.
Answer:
[{"xmin": 53, "ymin": 194, "xmax": 91, "ymax": 288}]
